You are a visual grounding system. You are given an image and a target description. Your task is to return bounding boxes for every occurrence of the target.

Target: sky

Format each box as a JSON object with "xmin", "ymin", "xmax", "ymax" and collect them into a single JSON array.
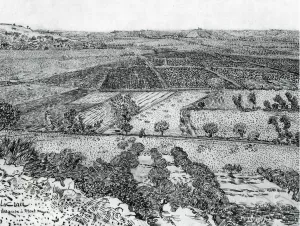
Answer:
[{"xmin": 0, "ymin": 0, "xmax": 299, "ymax": 31}]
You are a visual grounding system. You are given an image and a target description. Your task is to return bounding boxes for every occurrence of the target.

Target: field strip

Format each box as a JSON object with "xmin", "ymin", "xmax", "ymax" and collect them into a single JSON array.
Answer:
[{"xmin": 15, "ymin": 88, "xmax": 90, "ymax": 114}]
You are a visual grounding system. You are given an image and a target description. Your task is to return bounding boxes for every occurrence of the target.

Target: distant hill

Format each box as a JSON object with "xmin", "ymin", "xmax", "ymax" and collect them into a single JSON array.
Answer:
[{"xmin": 0, "ymin": 23, "xmax": 106, "ymax": 50}]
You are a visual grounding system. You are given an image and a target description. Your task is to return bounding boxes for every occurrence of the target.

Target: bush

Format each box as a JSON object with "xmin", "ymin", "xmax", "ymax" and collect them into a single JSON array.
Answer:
[
  {"xmin": 129, "ymin": 142, "xmax": 145, "ymax": 156},
  {"xmin": 0, "ymin": 138, "xmax": 38, "ymax": 166},
  {"xmin": 110, "ymin": 151, "xmax": 139, "ymax": 169},
  {"xmin": 150, "ymin": 148, "xmax": 162, "ymax": 160},
  {"xmin": 203, "ymin": 122, "xmax": 218, "ymax": 137},
  {"xmin": 117, "ymin": 140, "xmax": 129, "ymax": 150},
  {"xmin": 233, "ymin": 123, "xmax": 247, "ymax": 138},
  {"xmin": 128, "ymin": 137, "xmax": 136, "ymax": 143}
]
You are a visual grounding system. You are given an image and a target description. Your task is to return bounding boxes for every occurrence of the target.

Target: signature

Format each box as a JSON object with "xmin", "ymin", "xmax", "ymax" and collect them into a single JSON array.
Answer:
[{"xmin": 0, "ymin": 200, "xmax": 29, "ymax": 207}]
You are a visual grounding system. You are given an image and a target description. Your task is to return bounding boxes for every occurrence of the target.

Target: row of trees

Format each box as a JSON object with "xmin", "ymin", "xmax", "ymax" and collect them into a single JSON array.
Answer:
[
  {"xmin": 268, "ymin": 115, "xmax": 299, "ymax": 146},
  {"xmin": 201, "ymin": 122, "xmax": 259, "ymax": 140},
  {"xmin": 264, "ymin": 92, "xmax": 299, "ymax": 111},
  {"xmin": 232, "ymin": 92, "xmax": 299, "ymax": 112}
]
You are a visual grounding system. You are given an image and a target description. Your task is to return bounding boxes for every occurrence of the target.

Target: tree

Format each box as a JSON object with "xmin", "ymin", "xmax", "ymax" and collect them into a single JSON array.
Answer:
[
  {"xmin": 233, "ymin": 123, "xmax": 247, "ymax": 138},
  {"xmin": 247, "ymin": 131, "xmax": 260, "ymax": 141},
  {"xmin": 120, "ymin": 122, "xmax": 133, "ymax": 135},
  {"xmin": 0, "ymin": 102, "xmax": 20, "ymax": 131},
  {"xmin": 279, "ymin": 115, "xmax": 291, "ymax": 131},
  {"xmin": 263, "ymin": 100, "xmax": 272, "ymax": 111},
  {"xmin": 232, "ymin": 94, "xmax": 243, "ymax": 111},
  {"xmin": 148, "ymin": 167, "xmax": 170, "ymax": 186},
  {"xmin": 293, "ymin": 132, "xmax": 299, "ymax": 147},
  {"xmin": 248, "ymin": 92, "xmax": 256, "ymax": 109},
  {"xmin": 139, "ymin": 128, "xmax": 146, "ymax": 138},
  {"xmin": 203, "ymin": 122, "xmax": 218, "ymax": 137},
  {"xmin": 285, "ymin": 92, "xmax": 299, "ymax": 111},
  {"xmin": 154, "ymin": 120, "xmax": 169, "ymax": 136},
  {"xmin": 273, "ymin": 94, "xmax": 288, "ymax": 110}
]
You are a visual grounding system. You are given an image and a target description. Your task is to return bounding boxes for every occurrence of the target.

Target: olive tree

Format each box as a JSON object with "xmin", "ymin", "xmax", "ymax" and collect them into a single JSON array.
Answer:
[
  {"xmin": 154, "ymin": 120, "xmax": 169, "ymax": 136},
  {"xmin": 202, "ymin": 122, "xmax": 218, "ymax": 137},
  {"xmin": 233, "ymin": 123, "xmax": 247, "ymax": 138}
]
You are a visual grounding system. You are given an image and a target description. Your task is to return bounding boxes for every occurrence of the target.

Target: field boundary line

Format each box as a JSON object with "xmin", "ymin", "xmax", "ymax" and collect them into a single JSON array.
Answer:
[{"xmin": 1, "ymin": 130, "xmax": 298, "ymax": 148}]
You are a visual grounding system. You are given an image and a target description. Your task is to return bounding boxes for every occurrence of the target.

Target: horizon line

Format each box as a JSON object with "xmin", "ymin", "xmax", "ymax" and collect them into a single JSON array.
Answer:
[{"xmin": 1, "ymin": 22, "xmax": 299, "ymax": 33}]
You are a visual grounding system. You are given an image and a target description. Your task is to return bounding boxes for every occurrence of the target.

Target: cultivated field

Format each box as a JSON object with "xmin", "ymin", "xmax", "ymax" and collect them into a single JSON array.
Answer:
[
  {"xmin": 0, "ymin": 84, "xmax": 74, "ymax": 105},
  {"xmin": 0, "ymin": 49, "xmax": 136, "ymax": 82},
  {"xmin": 122, "ymin": 90, "xmax": 208, "ymax": 136}
]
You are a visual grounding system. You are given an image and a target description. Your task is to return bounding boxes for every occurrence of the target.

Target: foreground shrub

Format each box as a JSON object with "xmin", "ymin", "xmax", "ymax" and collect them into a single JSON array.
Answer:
[
  {"xmin": 257, "ymin": 167, "xmax": 299, "ymax": 202},
  {"xmin": 0, "ymin": 137, "xmax": 38, "ymax": 166}
]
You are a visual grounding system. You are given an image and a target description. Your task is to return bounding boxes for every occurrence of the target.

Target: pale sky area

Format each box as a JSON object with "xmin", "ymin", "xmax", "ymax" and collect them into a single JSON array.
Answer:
[{"xmin": 0, "ymin": 0, "xmax": 299, "ymax": 31}]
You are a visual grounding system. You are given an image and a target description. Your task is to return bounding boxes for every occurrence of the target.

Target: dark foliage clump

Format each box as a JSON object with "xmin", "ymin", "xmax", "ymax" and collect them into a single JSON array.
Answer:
[
  {"xmin": 257, "ymin": 167, "xmax": 299, "ymax": 201},
  {"xmin": 0, "ymin": 137, "xmax": 38, "ymax": 166},
  {"xmin": 0, "ymin": 102, "xmax": 20, "ymax": 131},
  {"xmin": 268, "ymin": 115, "xmax": 296, "ymax": 145},
  {"xmin": 110, "ymin": 94, "xmax": 139, "ymax": 135}
]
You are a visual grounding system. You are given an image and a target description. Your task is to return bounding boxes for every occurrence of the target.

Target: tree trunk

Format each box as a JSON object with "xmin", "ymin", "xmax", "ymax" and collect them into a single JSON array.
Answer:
[{"xmin": 161, "ymin": 131, "xmax": 164, "ymax": 136}]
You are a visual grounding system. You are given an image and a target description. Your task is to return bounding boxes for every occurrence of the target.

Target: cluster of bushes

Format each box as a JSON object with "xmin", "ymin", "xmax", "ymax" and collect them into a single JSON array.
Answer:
[
  {"xmin": 45, "ymin": 108, "xmax": 102, "ymax": 134},
  {"xmin": 0, "ymin": 138, "xmax": 299, "ymax": 225},
  {"xmin": 264, "ymin": 92, "xmax": 299, "ymax": 111},
  {"xmin": 257, "ymin": 167, "xmax": 299, "ymax": 201},
  {"xmin": 171, "ymin": 147, "xmax": 228, "ymax": 213},
  {"xmin": 268, "ymin": 115, "xmax": 299, "ymax": 146}
]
